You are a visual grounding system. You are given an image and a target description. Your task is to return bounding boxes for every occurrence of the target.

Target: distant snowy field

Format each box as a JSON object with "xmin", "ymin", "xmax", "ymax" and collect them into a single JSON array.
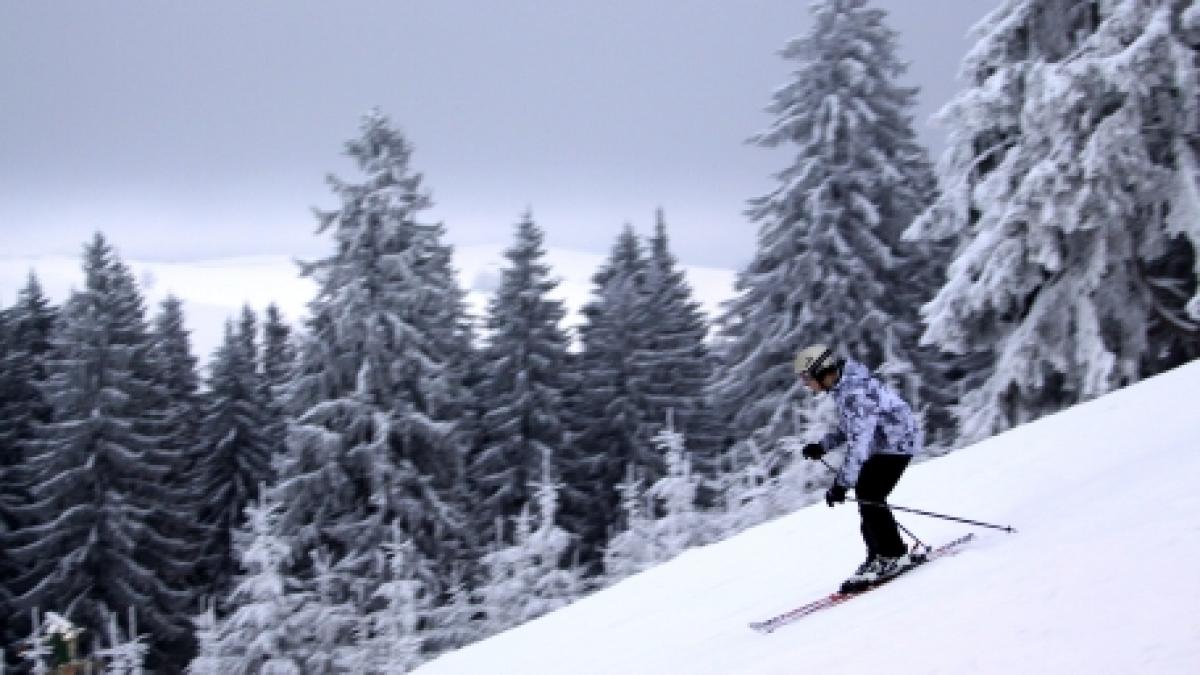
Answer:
[
  {"xmin": 416, "ymin": 361, "xmax": 1200, "ymax": 675},
  {"xmin": 0, "ymin": 245, "xmax": 738, "ymax": 365}
]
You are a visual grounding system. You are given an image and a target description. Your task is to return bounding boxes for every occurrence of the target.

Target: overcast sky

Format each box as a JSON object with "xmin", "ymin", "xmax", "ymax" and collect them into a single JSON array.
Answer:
[{"xmin": 1, "ymin": 0, "xmax": 997, "ymax": 271}]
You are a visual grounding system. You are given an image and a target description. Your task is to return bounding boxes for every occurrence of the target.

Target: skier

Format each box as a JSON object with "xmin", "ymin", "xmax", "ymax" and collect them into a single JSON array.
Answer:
[{"xmin": 794, "ymin": 344, "xmax": 922, "ymax": 591}]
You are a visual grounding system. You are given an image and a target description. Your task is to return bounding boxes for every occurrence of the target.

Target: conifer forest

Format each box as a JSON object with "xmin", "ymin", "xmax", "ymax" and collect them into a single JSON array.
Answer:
[{"xmin": 2, "ymin": 0, "xmax": 1199, "ymax": 671}]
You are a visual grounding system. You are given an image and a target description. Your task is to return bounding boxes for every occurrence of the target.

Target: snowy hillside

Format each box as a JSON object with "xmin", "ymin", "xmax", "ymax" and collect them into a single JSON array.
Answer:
[
  {"xmin": 417, "ymin": 361, "xmax": 1200, "ymax": 675},
  {"xmin": 0, "ymin": 244, "xmax": 738, "ymax": 363}
]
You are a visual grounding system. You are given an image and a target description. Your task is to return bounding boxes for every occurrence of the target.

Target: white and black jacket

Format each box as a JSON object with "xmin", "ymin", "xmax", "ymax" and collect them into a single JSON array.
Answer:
[{"xmin": 820, "ymin": 359, "xmax": 921, "ymax": 487}]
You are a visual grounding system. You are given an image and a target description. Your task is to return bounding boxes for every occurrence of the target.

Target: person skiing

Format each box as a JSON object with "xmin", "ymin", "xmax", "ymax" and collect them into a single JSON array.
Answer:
[{"xmin": 794, "ymin": 344, "xmax": 922, "ymax": 592}]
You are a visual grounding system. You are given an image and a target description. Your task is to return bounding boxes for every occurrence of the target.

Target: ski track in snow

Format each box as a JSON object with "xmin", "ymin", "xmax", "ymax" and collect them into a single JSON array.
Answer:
[{"xmin": 416, "ymin": 361, "xmax": 1200, "ymax": 675}]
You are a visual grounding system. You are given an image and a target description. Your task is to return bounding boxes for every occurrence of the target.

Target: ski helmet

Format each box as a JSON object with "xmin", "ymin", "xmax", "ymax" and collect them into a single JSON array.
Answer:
[{"xmin": 794, "ymin": 344, "xmax": 835, "ymax": 378}]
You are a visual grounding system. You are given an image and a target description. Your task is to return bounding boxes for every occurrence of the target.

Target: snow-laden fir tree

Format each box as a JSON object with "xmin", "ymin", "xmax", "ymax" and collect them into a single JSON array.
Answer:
[
  {"xmin": 145, "ymin": 296, "xmax": 210, "ymax": 587},
  {"xmin": 94, "ymin": 608, "xmax": 148, "ymax": 675},
  {"xmin": 346, "ymin": 525, "xmax": 431, "ymax": 673},
  {"xmin": 8, "ymin": 235, "xmax": 198, "ymax": 670},
  {"xmin": 262, "ymin": 304, "xmax": 296, "ymax": 392},
  {"xmin": 711, "ymin": 0, "xmax": 939, "ymax": 471},
  {"xmin": 601, "ymin": 466, "xmax": 657, "ymax": 580},
  {"xmin": 631, "ymin": 211, "xmax": 722, "ymax": 492},
  {"xmin": 187, "ymin": 605, "xmax": 225, "ymax": 675},
  {"xmin": 562, "ymin": 225, "xmax": 659, "ymax": 566},
  {"xmin": 270, "ymin": 110, "xmax": 473, "ymax": 621},
  {"xmin": 908, "ymin": 0, "xmax": 1200, "ymax": 443},
  {"xmin": 19, "ymin": 609, "xmax": 78, "ymax": 675},
  {"xmin": 710, "ymin": 439, "xmax": 777, "ymax": 535},
  {"xmin": 197, "ymin": 494, "xmax": 306, "ymax": 674},
  {"xmin": 261, "ymin": 303, "xmax": 296, "ymax": 452},
  {"xmin": 294, "ymin": 549, "xmax": 361, "ymax": 672},
  {"xmin": 0, "ymin": 273, "xmax": 57, "ymax": 650},
  {"xmin": 644, "ymin": 415, "xmax": 708, "ymax": 555},
  {"xmin": 194, "ymin": 318, "xmax": 275, "ymax": 598},
  {"xmin": 469, "ymin": 211, "xmax": 572, "ymax": 544},
  {"xmin": 711, "ymin": 402, "xmax": 833, "ymax": 536},
  {"xmin": 604, "ymin": 416, "xmax": 712, "ymax": 582},
  {"xmin": 477, "ymin": 460, "xmax": 581, "ymax": 638},
  {"xmin": 424, "ymin": 565, "xmax": 480, "ymax": 654}
]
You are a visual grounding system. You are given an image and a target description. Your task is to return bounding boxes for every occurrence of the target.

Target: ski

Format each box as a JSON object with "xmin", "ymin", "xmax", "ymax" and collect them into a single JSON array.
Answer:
[{"xmin": 748, "ymin": 533, "xmax": 976, "ymax": 634}]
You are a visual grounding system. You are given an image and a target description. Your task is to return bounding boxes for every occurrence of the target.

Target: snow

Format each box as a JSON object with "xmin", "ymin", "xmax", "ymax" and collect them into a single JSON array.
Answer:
[
  {"xmin": 416, "ymin": 360, "xmax": 1200, "ymax": 675},
  {"xmin": 0, "ymin": 245, "xmax": 737, "ymax": 364}
]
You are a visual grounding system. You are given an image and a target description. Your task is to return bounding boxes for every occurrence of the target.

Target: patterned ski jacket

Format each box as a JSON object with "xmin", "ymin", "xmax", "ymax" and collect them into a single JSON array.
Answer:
[{"xmin": 821, "ymin": 359, "xmax": 921, "ymax": 487}]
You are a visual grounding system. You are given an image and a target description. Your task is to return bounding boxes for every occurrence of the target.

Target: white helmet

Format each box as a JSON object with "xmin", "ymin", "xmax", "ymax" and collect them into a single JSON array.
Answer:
[{"xmin": 794, "ymin": 344, "xmax": 835, "ymax": 378}]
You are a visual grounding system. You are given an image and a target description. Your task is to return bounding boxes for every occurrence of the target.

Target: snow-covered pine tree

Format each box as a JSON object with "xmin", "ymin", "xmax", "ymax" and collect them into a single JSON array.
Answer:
[
  {"xmin": 468, "ymin": 211, "xmax": 571, "ymax": 545},
  {"xmin": 261, "ymin": 303, "xmax": 296, "ymax": 449},
  {"xmin": 521, "ymin": 467, "xmax": 582, "ymax": 617},
  {"xmin": 295, "ymin": 549, "xmax": 361, "ymax": 672},
  {"xmin": 9, "ymin": 234, "xmax": 196, "ymax": 670},
  {"xmin": 145, "ymin": 296, "xmax": 211, "ymax": 588},
  {"xmin": 710, "ymin": 0, "xmax": 939, "ymax": 468},
  {"xmin": 349, "ymin": 525, "xmax": 431, "ymax": 673},
  {"xmin": 194, "ymin": 318, "xmax": 275, "ymax": 598},
  {"xmin": 909, "ymin": 0, "xmax": 1200, "ymax": 443},
  {"xmin": 601, "ymin": 466, "xmax": 657, "ymax": 581},
  {"xmin": 271, "ymin": 109, "xmax": 472, "ymax": 621},
  {"xmin": 710, "ymin": 431, "xmax": 822, "ymax": 537},
  {"xmin": 424, "ymin": 564, "xmax": 479, "ymax": 654},
  {"xmin": 604, "ymin": 417, "xmax": 723, "ymax": 581},
  {"xmin": 477, "ymin": 463, "xmax": 581, "ymax": 638},
  {"xmin": 632, "ymin": 211, "xmax": 722, "ymax": 494},
  {"xmin": 147, "ymin": 296, "xmax": 201, "ymax": 459},
  {"xmin": 94, "ymin": 608, "xmax": 149, "ymax": 675},
  {"xmin": 200, "ymin": 494, "xmax": 306, "ymax": 674},
  {"xmin": 0, "ymin": 273, "xmax": 57, "ymax": 650},
  {"xmin": 644, "ymin": 414, "xmax": 709, "ymax": 555},
  {"xmin": 562, "ymin": 225, "xmax": 659, "ymax": 566},
  {"xmin": 186, "ymin": 605, "xmax": 225, "ymax": 675},
  {"xmin": 262, "ymin": 304, "xmax": 296, "ymax": 392}
]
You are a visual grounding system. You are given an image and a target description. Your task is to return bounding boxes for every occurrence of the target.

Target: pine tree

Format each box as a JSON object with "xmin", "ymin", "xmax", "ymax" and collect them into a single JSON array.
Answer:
[
  {"xmin": 632, "ymin": 211, "xmax": 722, "ymax": 489},
  {"xmin": 710, "ymin": 0, "xmax": 939, "ymax": 467},
  {"xmin": 710, "ymin": 438, "xmax": 779, "ymax": 535},
  {"xmin": 477, "ymin": 465, "xmax": 580, "ymax": 637},
  {"xmin": 604, "ymin": 419, "xmax": 712, "ymax": 583},
  {"xmin": 0, "ymin": 273, "xmax": 57, "ymax": 649},
  {"xmin": 194, "ymin": 317, "xmax": 275, "ymax": 598},
  {"xmin": 469, "ymin": 211, "xmax": 571, "ymax": 543},
  {"xmin": 94, "ymin": 608, "xmax": 149, "ymax": 674},
  {"xmin": 601, "ymin": 466, "xmax": 657, "ymax": 580},
  {"xmin": 909, "ymin": 0, "xmax": 1200, "ymax": 443},
  {"xmin": 261, "ymin": 303, "xmax": 296, "ymax": 449},
  {"xmin": 9, "ymin": 234, "xmax": 196, "ymax": 669},
  {"xmin": 186, "ymin": 605, "xmax": 225, "ymax": 675},
  {"xmin": 270, "ymin": 110, "xmax": 473, "ymax": 636},
  {"xmin": 201, "ymin": 494, "xmax": 307, "ymax": 674},
  {"xmin": 350, "ymin": 526, "xmax": 431, "ymax": 673},
  {"xmin": 294, "ymin": 549, "xmax": 361, "ymax": 672},
  {"xmin": 645, "ymin": 417, "xmax": 708, "ymax": 556},
  {"xmin": 424, "ymin": 565, "xmax": 479, "ymax": 654},
  {"xmin": 147, "ymin": 296, "xmax": 200, "ymax": 445},
  {"xmin": 146, "ymin": 296, "xmax": 210, "ymax": 587},
  {"xmin": 562, "ymin": 225, "xmax": 659, "ymax": 565}
]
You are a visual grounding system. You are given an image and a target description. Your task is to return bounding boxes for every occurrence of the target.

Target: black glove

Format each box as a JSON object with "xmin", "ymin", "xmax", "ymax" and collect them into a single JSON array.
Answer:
[
  {"xmin": 801, "ymin": 442, "xmax": 825, "ymax": 461},
  {"xmin": 825, "ymin": 483, "xmax": 847, "ymax": 507}
]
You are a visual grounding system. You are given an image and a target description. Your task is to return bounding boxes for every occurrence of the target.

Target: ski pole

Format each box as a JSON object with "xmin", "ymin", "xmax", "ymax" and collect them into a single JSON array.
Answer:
[
  {"xmin": 892, "ymin": 518, "xmax": 927, "ymax": 551},
  {"xmin": 850, "ymin": 498, "xmax": 1017, "ymax": 533},
  {"xmin": 814, "ymin": 457, "xmax": 1016, "ymax": 533},
  {"xmin": 820, "ymin": 456, "xmax": 931, "ymax": 547}
]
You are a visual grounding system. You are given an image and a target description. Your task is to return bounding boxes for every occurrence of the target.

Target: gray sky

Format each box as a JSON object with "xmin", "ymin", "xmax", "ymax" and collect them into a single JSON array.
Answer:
[{"xmin": 0, "ymin": 1, "xmax": 997, "ymax": 270}]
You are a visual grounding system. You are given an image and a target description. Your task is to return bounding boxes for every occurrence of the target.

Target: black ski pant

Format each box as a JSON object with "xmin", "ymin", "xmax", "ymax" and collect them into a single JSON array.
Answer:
[{"xmin": 855, "ymin": 453, "xmax": 912, "ymax": 559}]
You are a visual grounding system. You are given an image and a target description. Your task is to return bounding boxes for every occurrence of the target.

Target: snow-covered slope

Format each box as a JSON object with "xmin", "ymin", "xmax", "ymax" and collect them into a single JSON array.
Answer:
[{"xmin": 417, "ymin": 361, "xmax": 1200, "ymax": 675}]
